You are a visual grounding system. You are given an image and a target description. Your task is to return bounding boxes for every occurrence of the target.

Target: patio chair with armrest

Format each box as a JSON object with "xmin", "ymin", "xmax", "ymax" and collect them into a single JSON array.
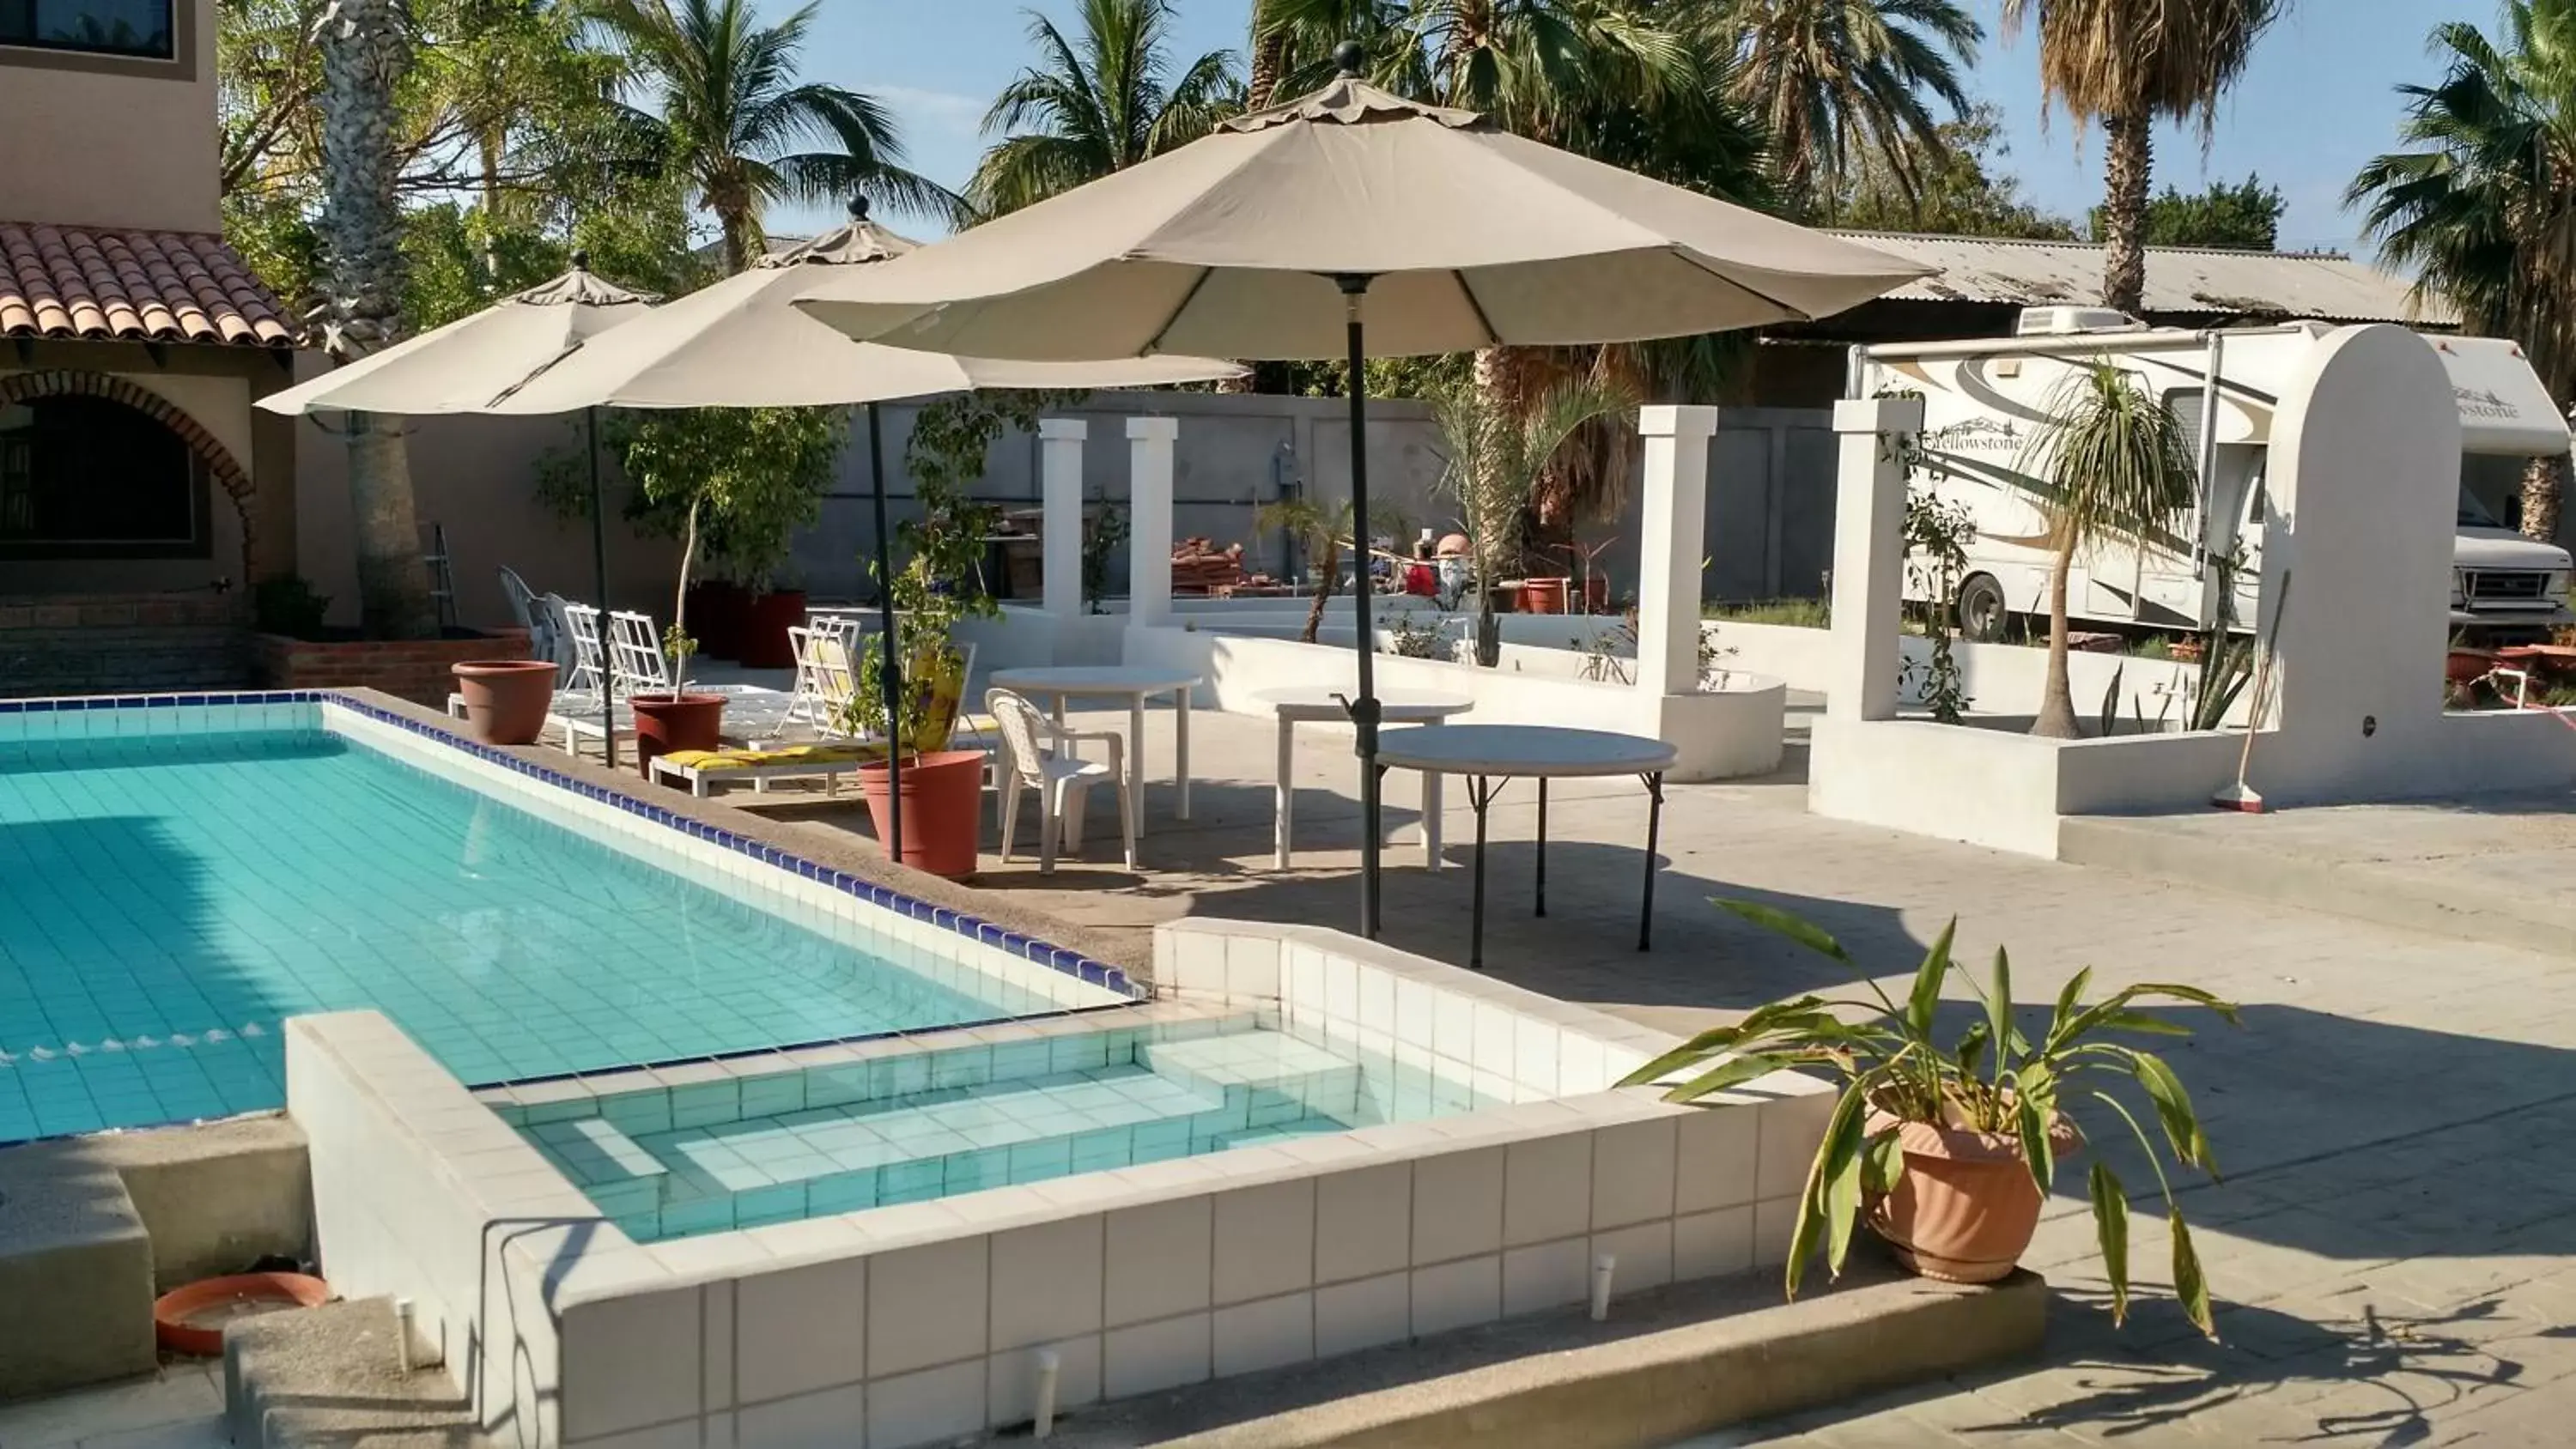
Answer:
[{"xmin": 987, "ymin": 688, "xmax": 1134, "ymax": 873}]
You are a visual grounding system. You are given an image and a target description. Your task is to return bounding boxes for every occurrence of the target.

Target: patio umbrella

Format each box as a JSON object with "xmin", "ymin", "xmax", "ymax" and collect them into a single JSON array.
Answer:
[
  {"xmin": 259, "ymin": 257, "xmax": 659, "ymax": 762},
  {"xmin": 793, "ymin": 47, "xmax": 1930, "ymax": 937},
  {"xmin": 490, "ymin": 199, "xmax": 1240, "ymax": 859}
]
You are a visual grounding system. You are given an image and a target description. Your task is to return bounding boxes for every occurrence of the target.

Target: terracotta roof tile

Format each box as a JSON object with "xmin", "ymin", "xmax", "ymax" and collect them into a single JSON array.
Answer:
[{"xmin": 0, "ymin": 221, "xmax": 293, "ymax": 348}]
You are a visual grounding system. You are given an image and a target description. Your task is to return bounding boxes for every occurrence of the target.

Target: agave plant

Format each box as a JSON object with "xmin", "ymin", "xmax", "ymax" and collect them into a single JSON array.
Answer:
[{"xmin": 1621, "ymin": 901, "xmax": 2237, "ymax": 1335}]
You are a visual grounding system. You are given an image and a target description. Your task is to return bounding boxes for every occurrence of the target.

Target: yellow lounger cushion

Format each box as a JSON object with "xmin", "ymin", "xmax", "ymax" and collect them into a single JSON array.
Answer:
[{"xmin": 660, "ymin": 743, "xmax": 884, "ymax": 771}]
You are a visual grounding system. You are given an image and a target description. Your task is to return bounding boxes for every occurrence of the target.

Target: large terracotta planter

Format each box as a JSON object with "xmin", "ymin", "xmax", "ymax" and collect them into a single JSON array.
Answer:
[
  {"xmin": 687, "ymin": 580, "xmax": 749, "ymax": 661},
  {"xmin": 631, "ymin": 692, "xmax": 726, "ymax": 780},
  {"xmin": 860, "ymin": 749, "xmax": 987, "ymax": 879},
  {"xmin": 738, "ymin": 589, "xmax": 807, "ymax": 670},
  {"xmin": 1864, "ymin": 1109, "xmax": 2080, "ymax": 1284},
  {"xmin": 453, "ymin": 659, "xmax": 558, "ymax": 746},
  {"xmin": 1519, "ymin": 577, "xmax": 1571, "ymax": 615}
]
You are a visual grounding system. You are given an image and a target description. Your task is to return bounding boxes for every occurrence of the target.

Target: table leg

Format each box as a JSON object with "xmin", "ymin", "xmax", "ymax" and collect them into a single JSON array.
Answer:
[
  {"xmin": 1176, "ymin": 688, "xmax": 1192, "ymax": 822},
  {"xmin": 1467, "ymin": 774, "xmax": 1496, "ymax": 972},
  {"xmin": 1534, "ymin": 777, "xmax": 1547, "ymax": 919},
  {"xmin": 1639, "ymin": 771, "xmax": 1665, "ymax": 952},
  {"xmin": 1274, "ymin": 715, "xmax": 1295, "ymax": 870},
  {"xmin": 1419, "ymin": 717, "xmax": 1445, "ymax": 870},
  {"xmin": 1128, "ymin": 696, "xmax": 1145, "ymax": 840}
]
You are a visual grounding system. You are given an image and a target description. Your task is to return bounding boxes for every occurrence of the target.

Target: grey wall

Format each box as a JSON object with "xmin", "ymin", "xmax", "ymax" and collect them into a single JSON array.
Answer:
[{"xmin": 1591, "ymin": 406, "xmax": 1839, "ymax": 607}]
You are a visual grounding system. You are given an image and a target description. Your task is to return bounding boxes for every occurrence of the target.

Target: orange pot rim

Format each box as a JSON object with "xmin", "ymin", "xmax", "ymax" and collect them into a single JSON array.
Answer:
[
  {"xmin": 629, "ymin": 692, "xmax": 729, "ymax": 708},
  {"xmin": 153, "ymin": 1271, "xmax": 331, "ymax": 1356},
  {"xmin": 453, "ymin": 659, "xmax": 556, "ymax": 675},
  {"xmin": 858, "ymin": 748, "xmax": 988, "ymax": 776},
  {"xmin": 1866, "ymin": 1105, "xmax": 2081, "ymax": 1164}
]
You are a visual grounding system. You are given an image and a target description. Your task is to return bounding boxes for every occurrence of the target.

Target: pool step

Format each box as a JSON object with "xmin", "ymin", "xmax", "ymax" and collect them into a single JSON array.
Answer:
[
  {"xmin": 618, "ymin": 1046, "xmax": 1371, "ymax": 1240},
  {"xmin": 525, "ymin": 1118, "xmax": 666, "ymax": 1221}
]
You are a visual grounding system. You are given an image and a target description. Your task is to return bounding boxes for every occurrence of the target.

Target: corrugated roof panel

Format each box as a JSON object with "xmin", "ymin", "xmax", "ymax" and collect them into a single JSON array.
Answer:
[{"xmin": 1826, "ymin": 232, "xmax": 2454, "ymax": 325}]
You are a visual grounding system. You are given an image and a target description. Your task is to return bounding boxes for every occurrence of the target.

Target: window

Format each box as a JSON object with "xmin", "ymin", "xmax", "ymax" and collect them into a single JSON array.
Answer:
[
  {"xmin": 0, "ymin": 0, "xmax": 173, "ymax": 59},
  {"xmin": 0, "ymin": 394, "xmax": 210, "ymax": 559}
]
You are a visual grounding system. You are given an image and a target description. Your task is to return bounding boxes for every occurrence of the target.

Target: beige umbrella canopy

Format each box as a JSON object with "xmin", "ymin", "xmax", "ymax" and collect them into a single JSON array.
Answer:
[
  {"xmin": 795, "ymin": 52, "xmax": 1929, "ymax": 937},
  {"xmin": 489, "ymin": 199, "xmax": 1240, "ymax": 413},
  {"xmin": 793, "ymin": 76, "xmax": 1929, "ymax": 361},
  {"xmin": 257, "ymin": 260, "xmax": 659, "ymax": 417}
]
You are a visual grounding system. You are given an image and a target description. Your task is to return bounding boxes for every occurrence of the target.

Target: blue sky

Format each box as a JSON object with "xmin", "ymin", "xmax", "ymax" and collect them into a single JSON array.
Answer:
[{"xmin": 776, "ymin": 0, "xmax": 2497, "ymax": 257}]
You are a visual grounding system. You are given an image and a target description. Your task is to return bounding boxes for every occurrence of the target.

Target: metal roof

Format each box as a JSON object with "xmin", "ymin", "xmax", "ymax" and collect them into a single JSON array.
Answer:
[{"xmin": 1826, "ymin": 231, "xmax": 2455, "ymax": 326}]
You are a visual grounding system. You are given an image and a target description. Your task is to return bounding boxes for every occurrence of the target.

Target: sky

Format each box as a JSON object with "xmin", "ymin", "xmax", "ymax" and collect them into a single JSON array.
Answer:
[{"xmin": 775, "ymin": 0, "xmax": 2500, "ymax": 258}]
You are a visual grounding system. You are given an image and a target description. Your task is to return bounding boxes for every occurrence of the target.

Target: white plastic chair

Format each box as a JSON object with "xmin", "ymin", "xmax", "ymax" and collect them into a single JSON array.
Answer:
[{"xmin": 988, "ymin": 688, "xmax": 1134, "ymax": 873}]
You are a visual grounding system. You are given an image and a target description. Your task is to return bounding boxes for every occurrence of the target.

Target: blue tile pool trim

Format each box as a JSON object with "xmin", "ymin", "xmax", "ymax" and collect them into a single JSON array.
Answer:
[{"xmin": 2, "ymin": 690, "xmax": 1145, "ymax": 1127}]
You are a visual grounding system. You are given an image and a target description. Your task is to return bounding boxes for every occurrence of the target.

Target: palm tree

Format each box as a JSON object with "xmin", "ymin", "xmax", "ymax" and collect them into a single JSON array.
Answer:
[
  {"xmin": 316, "ymin": 0, "xmax": 439, "ymax": 639},
  {"xmin": 1722, "ymin": 0, "xmax": 1984, "ymax": 206},
  {"xmin": 1431, "ymin": 375, "xmax": 1634, "ymax": 664},
  {"xmin": 2001, "ymin": 0, "xmax": 2287, "ymax": 314},
  {"xmin": 2020, "ymin": 361, "xmax": 2198, "ymax": 737},
  {"xmin": 969, "ymin": 0, "xmax": 1240, "ymax": 219},
  {"xmin": 2349, "ymin": 0, "xmax": 2576, "ymax": 543},
  {"xmin": 590, "ymin": 0, "xmax": 960, "ymax": 273}
]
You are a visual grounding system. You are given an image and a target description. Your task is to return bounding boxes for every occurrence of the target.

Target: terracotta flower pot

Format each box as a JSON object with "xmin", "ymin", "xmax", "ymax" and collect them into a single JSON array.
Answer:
[
  {"xmin": 738, "ymin": 589, "xmax": 807, "ymax": 670},
  {"xmin": 1864, "ymin": 1108, "xmax": 2080, "ymax": 1284},
  {"xmin": 453, "ymin": 659, "xmax": 558, "ymax": 746},
  {"xmin": 860, "ymin": 749, "xmax": 987, "ymax": 879},
  {"xmin": 630, "ymin": 692, "xmax": 726, "ymax": 780},
  {"xmin": 1519, "ymin": 577, "xmax": 1571, "ymax": 615}
]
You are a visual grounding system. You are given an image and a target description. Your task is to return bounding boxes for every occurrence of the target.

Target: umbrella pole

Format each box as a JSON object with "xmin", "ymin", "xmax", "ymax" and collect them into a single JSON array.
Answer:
[
  {"xmin": 1338, "ymin": 275, "xmax": 1383, "ymax": 938},
  {"xmin": 866, "ymin": 402, "xmax": 905, "ymax": 864},
  {"xmin": 587, "ymin": 406, "xmax": 617, "ymax": 769}
]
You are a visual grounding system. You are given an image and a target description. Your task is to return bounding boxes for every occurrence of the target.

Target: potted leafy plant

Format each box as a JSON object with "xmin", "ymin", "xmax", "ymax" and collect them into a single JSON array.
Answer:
[
  {"xmin": 628, "ymin": 494, "xmax": 726, "ymax": 777},
  {"xmin": 1427, "ymin": 377, "xmax": 1630, "ymax": 665},
  {"xmin": 707, "ymin": 408, "xmax": 842, "ymax": 670},
  {"xmin": 840, "ymin": 392, "xmax": 1042, "ymax": 876},
  {"xmin": 1625, "ymin": 902, "xmax": 2235, "ymax": 1335}
]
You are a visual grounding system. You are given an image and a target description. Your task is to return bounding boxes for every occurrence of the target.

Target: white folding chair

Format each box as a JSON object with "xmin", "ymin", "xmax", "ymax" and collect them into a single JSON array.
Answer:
[
  {"xmin": 988, "ymin": 688, "xmax": 1134, "ymax": 873},
  {"xmin": 607, "ymin": 609, "xmax": 673, "ymax": 696}
]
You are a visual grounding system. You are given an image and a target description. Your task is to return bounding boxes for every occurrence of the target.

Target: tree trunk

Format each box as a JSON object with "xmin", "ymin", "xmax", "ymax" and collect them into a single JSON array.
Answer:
[
  {"xmin": 1301, "ymin": 537, "xmax": 1338, "ymax": 644},
  {"xmin": 2522, "ymin": 452, "xmax": 2566, "ymax": 543},
  {"xmin": 317, "ymin": 0, "xmax": 437, "ymax": 640},
  {"xmin": 1248, "ymin": 29, "xmax": 1285, "ymax": 111},
  {"xmin": 2098, "ymin": 112, "xmax": 2152, "ymax": 316},
  {"xmin": 1474, "ymin": 587, "xmax": 1499, "ymax": 668},
  {"xmin": 721, "ymin": 208, "xmax": 753, "ymax": 276},
  {"xmin": 2032, "ymin": 530, "xmax": 2082, "ymax": 737}
]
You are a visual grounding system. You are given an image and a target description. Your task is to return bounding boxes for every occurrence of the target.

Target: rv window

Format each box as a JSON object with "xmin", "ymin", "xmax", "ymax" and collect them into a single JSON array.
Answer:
[
  {"xmin": 2165, "ymin": 389, "xmax": 2208, "ymax": 472},
  {"xmin": 2457, "ymin": 487, "xmax": 2505, "ymax": 530},
  {"xmin": 2244, "ymin": 457, "xmax": 2269, "ymax": 527}
]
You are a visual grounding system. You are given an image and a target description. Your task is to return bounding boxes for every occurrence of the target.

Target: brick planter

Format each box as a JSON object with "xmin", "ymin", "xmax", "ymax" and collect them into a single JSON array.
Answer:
[
  {"xmin": 1, "ymin": 592, "xmax": 252, "ymax": 699},
  {"xmin": 254, "ymin": 628, "xmax": 531, "ymax": 707}
]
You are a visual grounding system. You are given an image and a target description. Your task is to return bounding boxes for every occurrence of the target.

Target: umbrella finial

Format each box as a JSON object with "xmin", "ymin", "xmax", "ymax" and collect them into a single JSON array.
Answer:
[
  {"xmin": 1333, "ymin": 39, "xmax": 1364, "ymax": 78},
  {"xmin": 570, "ymin": 248, "xmax": 591, "ymax": 272},
  {"xmin": 848, "ymin": 195, "xmax": 871, "ymax": 221}
]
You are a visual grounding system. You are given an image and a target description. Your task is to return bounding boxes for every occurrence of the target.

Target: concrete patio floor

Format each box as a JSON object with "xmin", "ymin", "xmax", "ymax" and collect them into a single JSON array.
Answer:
[{"xmin": 721, "ymin": 700, "xmax": 2576, "ymax": 1447}]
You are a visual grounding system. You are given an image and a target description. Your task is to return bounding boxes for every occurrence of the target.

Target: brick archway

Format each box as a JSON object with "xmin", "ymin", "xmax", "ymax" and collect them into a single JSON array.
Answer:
[{"xmin": 0, "ymin": 369, "xmax": 261, "ymax": 576}]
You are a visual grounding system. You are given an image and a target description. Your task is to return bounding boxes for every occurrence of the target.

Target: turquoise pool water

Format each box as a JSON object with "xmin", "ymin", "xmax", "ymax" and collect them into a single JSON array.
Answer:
[
  {"xmin": 0, "ymin": 705, "xmax": 1049, "ymax": 1142},
  {"xmin": 506, "ymin": 1016, "xmax": 1512, "ymax": 1241}
]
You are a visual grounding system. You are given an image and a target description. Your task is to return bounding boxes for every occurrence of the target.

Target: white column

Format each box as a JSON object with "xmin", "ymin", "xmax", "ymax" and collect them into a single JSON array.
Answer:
[
  {"xmin": 1825, "ymin": 395, "xmax": 1923, "ymax": 722},
  {"xmin": 1635, "ymin": 405, "xmax": 1720, "ymax": 697},
  {"xmin": 1038, "ymin": 418, "xmax": 1087, "ymax": 621},
  {"xmin": 1127, "ymin": 416, "xmax": 1179, "ymax": 627}
]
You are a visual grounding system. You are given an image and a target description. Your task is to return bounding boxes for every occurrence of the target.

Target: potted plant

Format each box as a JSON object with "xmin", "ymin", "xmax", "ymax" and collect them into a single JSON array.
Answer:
[
  {"xmin": 453, "ymin": 658, "xmax": 559, "ymax": 745},
  {"xmin": 708, "ymin": 409, "xmax": 841, "ymax": 670},
  {"xmin": 1625, "ymin": 901, "xmax": 2234, "ymax": 1336},
  {"xmin": 629, "ymin": 496, "xmax": 726, "ymax": 778},
  {"xmin": 842, "ymin": 392, "xmax": 1038, "ymax": 876}
]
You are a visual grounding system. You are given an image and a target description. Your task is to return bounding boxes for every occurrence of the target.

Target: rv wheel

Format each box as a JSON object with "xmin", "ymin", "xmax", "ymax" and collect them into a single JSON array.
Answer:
[{"xmin": 1956, "ymin": 573, "xmax": 2008, "ymax": 641}]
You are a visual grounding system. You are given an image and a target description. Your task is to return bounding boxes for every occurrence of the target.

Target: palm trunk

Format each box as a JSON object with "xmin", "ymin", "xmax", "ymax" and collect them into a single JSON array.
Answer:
[
  {"xmin": 2032, "ymin": 530, "xmax": 2081, "ymax": 737},
  {"xmin": 317, "ymin": 0, "xmax": 437, "ymax": 640},
  {"xmin": 1301, "ymin": 537, "xmax": 1339, "ymax": 644},
  {"xmin": 2521, "ymin": 453, "xmax": 2565, "ymax": 543},
  {"xmin": 1474, "ymin": 579, "xmax": 1499, "ymax": 667},
  {"xmin": 1248, "ymin": 29, "xmax": 1285, "ymax": 110},
  {"xmin": 722, "ymin": 212, "xmax": 752, "ymax": 276},
  {"xmin": 2099, "ymin": 113, "xmax": 2152, "ymax": 315}
]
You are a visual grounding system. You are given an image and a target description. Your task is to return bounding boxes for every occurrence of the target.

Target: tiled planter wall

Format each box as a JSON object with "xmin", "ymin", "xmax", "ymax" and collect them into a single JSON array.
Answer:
[{"xmin": 292, "ymin": 922, "xmax": 1832, "ymax": 1449}]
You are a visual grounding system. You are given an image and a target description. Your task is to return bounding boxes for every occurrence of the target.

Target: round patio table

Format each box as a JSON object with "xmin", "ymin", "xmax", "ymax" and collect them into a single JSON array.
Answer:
[
  {"xmin": 1372, "ymin": 724, "xmax": 1678, "ymax": 970},
  {"xmin": 1252, "ymin": 686, "xmax": 1475, "ymax": 870},
  {"xmin": 987, "ymin": 666, "xmax": 1203, "ymax": 833}
]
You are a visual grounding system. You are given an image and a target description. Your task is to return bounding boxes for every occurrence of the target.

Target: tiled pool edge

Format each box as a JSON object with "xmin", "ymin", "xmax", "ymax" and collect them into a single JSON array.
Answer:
[{"xmin": 290, "ymin": 923, "xmax": 1835, "ymax": 1449}]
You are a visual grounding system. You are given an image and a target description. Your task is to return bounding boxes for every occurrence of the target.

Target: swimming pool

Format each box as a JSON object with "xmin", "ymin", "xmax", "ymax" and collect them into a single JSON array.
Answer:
[{"xmin": 0, "ymin": 694, "xmax": 1127, "ymax": 1142}]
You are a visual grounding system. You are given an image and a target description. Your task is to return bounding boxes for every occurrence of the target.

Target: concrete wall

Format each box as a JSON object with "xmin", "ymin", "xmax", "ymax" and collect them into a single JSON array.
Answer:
[{"xmin": 0, "ymin": 0, "xmax": 218, "ymax": 234}]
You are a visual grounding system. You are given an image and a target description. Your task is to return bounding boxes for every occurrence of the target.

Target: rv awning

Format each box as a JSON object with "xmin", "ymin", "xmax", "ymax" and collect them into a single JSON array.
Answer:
[{"xmin": 2433, "ymin": 336, "xmax": 2570, "ymax": 456}]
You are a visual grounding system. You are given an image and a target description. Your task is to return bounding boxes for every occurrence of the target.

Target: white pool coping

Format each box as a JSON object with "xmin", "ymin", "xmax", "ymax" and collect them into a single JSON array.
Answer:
[{"xmin": 291, "ymin": 918, "xmax": 1832, "ymax": 1449}]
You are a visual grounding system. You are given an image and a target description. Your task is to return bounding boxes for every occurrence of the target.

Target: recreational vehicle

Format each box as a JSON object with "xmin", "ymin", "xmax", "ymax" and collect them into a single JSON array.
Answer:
[{"xmin": 1854, "ymin": 312, "xmax": 2576, "ymax": 644}]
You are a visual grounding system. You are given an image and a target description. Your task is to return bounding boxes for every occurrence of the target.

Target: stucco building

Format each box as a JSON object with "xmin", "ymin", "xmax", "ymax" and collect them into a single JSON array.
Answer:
[{"xmin": 2, "ymin": 0, "xmax": 302, "ymax": 694}]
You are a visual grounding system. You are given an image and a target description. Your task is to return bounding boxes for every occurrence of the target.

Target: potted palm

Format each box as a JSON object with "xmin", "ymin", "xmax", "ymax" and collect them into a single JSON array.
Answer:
[
  {"xmin": 1427, "ymin": 377, "xmax": 1630, "ymax": 666},
  {"xmin": 2021, "ymin": 362, "xmax": 2197, "ymax": 737},
  {"xmin": 1625, "ymin": 901, "xmax": 2235, "ymax": 1336}
]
